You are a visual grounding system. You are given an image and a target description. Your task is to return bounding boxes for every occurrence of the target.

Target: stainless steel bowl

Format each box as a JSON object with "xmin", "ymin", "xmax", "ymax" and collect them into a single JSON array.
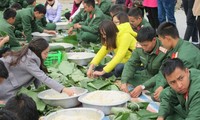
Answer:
[
  {"xmin": 67, "ymin": 52, "xmax": 96, "ymax": 66},
  {"xmin": 49, "ymin": 43, "xmax": 73, "ymax": 52},
  {"xmin": 55, "ymin": 22, "xmax": 70, "ymax": 30},
  {"xmin": 45, "ymin": 108, "xmax": 105, "ymax": 120},
  {"xmin": 38, "ymin": 87, "xmax": 88, "ymax": 108},
  {"xmin": 78, "ymin": 90, "xmax": 131, "ymax": 115},
  {"xmin": 32, "ymin": 32, "xmax": 56, "ymax": 42}
]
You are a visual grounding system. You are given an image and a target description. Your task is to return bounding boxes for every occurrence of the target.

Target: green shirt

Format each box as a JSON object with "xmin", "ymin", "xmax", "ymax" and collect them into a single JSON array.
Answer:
[
  {"xmin": 0, "ymin": 19, "xmax": 20, "ymax": 47},
  {"xmin": 121, "ymin": 39, "xmax": 168, "ymax": 88},
  {"xmin": 133, "ymin": 18, "xmax": 151, "ymax": 32},
  {"xmin": 159, "ymin": 68, "xmax": 200, "ymax": 120},
  {"xmin": 14, "ymin": 8, "xmax": 44, "ymax": 42},
  {"xmin": 98, "ymin": 0, "xmax": 111, "ymax": 19}
]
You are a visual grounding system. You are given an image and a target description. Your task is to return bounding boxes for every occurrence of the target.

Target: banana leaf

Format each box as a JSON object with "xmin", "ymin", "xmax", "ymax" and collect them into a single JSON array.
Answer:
[
  {"xmin": 58, "ymin": 61, "xmax": 75, "ymax": 75},
  {"xmin": 87, "ymin": 79, "xmax": 111, "ymax": 90},
  {"xmin": 63, "ymin": 35, "xmax": 78, "ymax": 45},
  {"xmin": 127, "ymin": 102, "xmax": 149, "ymax": 111},
  {"xmin": 18, "ymin": 87, "xmax": 46, "ymax": 112},
  {"xmin": 136, "ymin": 109, "xmax": 158, "ymax": 119},
  {"xmin": 111, "ymin": 107, "xmax": 132, "ymax": 114},
  {"xmin": 0, "ymin": 31, "xmax": 7, "ymax": 37}
]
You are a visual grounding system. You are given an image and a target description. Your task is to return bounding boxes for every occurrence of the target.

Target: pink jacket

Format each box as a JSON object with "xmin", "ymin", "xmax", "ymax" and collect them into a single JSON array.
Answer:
[
  {"xmin": 125, "ymin": 0, "xmax": 133, "ymax": 8},
  {"xmin": 143, "ymin": 0, "xmax": 157, "ymax": 8}
]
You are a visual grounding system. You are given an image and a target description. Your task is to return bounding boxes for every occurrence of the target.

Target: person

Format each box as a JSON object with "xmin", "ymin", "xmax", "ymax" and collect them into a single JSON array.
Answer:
[
  {"xmin": 109, "ymin": 4, "xmax": 124, "ymax": 17},
  {"xmin": 0, "ymin": 36, "xmax": 10, "ymax": 57},
  {"xmin": 143, "ymin": 0, "xmax": 159, "ymax": 29},
  {"xmin": 128, "ymin": 7, "xmax": 151, "ymax": 32},
  {"xmin": 0, "ymin": 0, "xmax": 12, "ymax": 11},
  {"xmin": 0, "ymin": 38, "xmax": 74, "ymax": 101},
  {"xmin": 112, "ymin": 12, "xmax": 133, "ymax": 26},
  {"xmin": 67, "ymin": 0, "xmax": 83, "ymax": 21},
  {"xmin": 4, "ymin": 94, "xmax": 39, "ymax": 120},
  {"xmin": 0, "ymin": 8, "xmax": 21, "ymax": 49},
  {"xmin": 145, "ymin": 22, "xmax": 200, "ymax": 101},
  {"xmin": 12, "ymin": 0, "xmax": 28, "ymax": 8},
  {"xmin": 157, "ymin": 0, "xmax": 176, "ymax": 24},
  {"xmin": 26, "ymin": 0, "xmax": 56, "ymax": 31},
  {"xmin": 87, "ymin": 20, "xmax": 137, "ymax": 78},
  {"xmin": 96, "ymin": 0, "xmax": 111, "ymax": 19},
  {"xmin": 182, "ymin": 0, "xmax": 198, "ymax": 46},
  {"xmin": 14, "ymin": 4, "xmax": 56, "ymax": 42},
  {"xmin": 157, "ymin": 58, "xmax": 200, "ymax": 120},
  {"xmin": 10, "ymin": 3, "xmax": 22, "ymax": 11},
  {"xmin": 0, "ymin": 109, "xmax": 19, "ymax": 120},
  {"xmin": 45, "ymin": 0, "xmax": 62, "ymax": 23},
  {"xmin": 0, "ymin": 60, "xmax": 8, "ymax": 84},
  {"xmin": 68, "ymin": 0, "xmax": 105, "ymax": 43},
  {"xmin": 193, "ymin": 0, "xmax": 200, "ymax": 42},
  {"xmin": 120, "ymin": 27, "xmax": 168, "ymax": 101}
]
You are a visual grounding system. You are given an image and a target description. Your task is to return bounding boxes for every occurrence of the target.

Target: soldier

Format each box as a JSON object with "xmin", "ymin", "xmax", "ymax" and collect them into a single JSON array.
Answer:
[
  {"xmin": 109, "ymin": 4, "xmax": 124, "ymax": 17},
  {"xmin": 14, "ymin": 4, "xmax": 56, "ymax": 42},
  {"xmin": 128, "ymin": 7, "xmax": 151, "ymax": 32},
  {"xmin": 0, "ymin": 8, "xmax": 20, "ymax": 48},
  {"xmin": 157, "ymin": 58, "xmax": 200, "ymax": 120},
  {"xmin": 96, "ymin": 0, "xmax": 112, "ymax": 19},
  {"xmin": 120, "ymin": 27, "xmax": 168, "ymax": 101},
  {"xmin": 68, "ymin": 0, "xmax": 105, "ymax": 43}
]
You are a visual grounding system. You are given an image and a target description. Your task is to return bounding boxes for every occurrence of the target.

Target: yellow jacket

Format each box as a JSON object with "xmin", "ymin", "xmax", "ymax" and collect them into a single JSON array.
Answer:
[{"xmin": 91, "ymin": 22, "xmax": 137, "ymax": 73}]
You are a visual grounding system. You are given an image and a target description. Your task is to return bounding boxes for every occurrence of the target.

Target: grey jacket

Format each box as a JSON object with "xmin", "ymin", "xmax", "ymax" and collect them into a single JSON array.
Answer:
[{"xmin": 0, "ymin": 49, "xmax": 64, "ymax": 101}]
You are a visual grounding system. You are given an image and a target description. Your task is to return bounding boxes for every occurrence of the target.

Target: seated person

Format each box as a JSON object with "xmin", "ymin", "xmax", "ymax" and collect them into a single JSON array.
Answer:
[
  {"xmin": 10, "ymin": 3, "xmax": 22, "ymax": 11},
  {"xmin": 45, "ymin": 0, "xmax": 62, "ymax": 23},
  {"xmin": 120, "ymin": 27, "xmax": 168, "ymax": 101},
  {"xmin": 0, "ymin": 8, "xmax": 21, "ymax": 48},
  {"xmin": 68, "ymin": 0, "xmax": 105, "ymax": 43},
  {"xmin": 14, "ymin": 4, "xmax": 56, "ymax": 42},
  {"xmin": 66, "ymin": 0, "xmax": 83, "ymax": 20},
  {"xmin": 109, "ymin": 4, "xmax": 124, "ymax": 17},
  {"xmin": 96, "ymin": 0, "xmax": 112, "ymax": 19},
  {"xmin": 0, "ymin": 109, "xmax": 19, "ymax": 120},
  {"xmin": 87, "ymin": 20, "xmax": 137, "ymax": 78},
  {"xmin": 128, "ymin": 7, "xmax": 151, "ymax": 32},
  {"xmin": 4, "ymin": 93, "xmax": 39, "ymax": 120},
  {"xmin": 157, "ymin": 58, "xmax": 200, "ymax": 120},
  {"xmin": 26, "ymin": 0, "xmax": 56, "ymax": 31}
]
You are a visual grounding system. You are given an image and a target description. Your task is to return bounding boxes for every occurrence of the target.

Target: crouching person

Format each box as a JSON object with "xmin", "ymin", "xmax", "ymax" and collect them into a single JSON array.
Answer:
[{"xmin": 157, "ymin": 58, "xmax": 200, "ymax": 120}]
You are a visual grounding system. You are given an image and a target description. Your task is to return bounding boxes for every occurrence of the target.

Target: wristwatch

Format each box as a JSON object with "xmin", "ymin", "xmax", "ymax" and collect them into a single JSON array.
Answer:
[{"xmin": 141, "ymin": 85, "xmax": 145, "ymax": 90}]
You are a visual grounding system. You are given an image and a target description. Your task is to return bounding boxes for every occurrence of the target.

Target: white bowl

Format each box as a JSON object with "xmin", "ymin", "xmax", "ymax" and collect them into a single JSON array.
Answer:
[
  {"xmin": 78, "ymin": 90, "xmax": 131, "ymax": 115},
  {"xmin": 49, "ymin": 43, "xmax": 73, "ymax": 51},
  {"xmin": 45, "ymin": 108, "xmax": 104, "ymax": 120},
  {"xmin": 38, "ymin": 87, "xmax": 88, "ymax": 108},
  {"xmin": 67, "ymin": 52, "xmax": 96, "ymax": 66},
  {"xmin": 56, "ymin": 22, "xmax": 69, "ymax": 30},
  {"xmin": 32, "ymin": 32, "xmax": 56, "ymax": 42}
]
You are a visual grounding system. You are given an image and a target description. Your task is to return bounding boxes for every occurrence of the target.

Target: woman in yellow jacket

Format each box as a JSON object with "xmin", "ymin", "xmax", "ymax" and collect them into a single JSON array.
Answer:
[{"xmin": 87, "ymin": 15, "xmax": 137, "ymax": 78}]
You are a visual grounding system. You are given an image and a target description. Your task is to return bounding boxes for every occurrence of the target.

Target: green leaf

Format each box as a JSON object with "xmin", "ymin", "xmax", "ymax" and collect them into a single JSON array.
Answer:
[
  {"xmin": 111, "ymin": 107, "xmax": 132, "ymax": 114},
  {"xmin": 136, "ymin": 109, "xmax": 158, "ymax": 119},
  {"xmin": 58, "ymin": 61, "xmax": 75, "ymax": 75},
  {"xmin": 0, "ymin": 31, "xmax": 7, "ymax": 37},
  {"xmin": 88, "ymin": 79, "xmax": 111, "ymax": 90},
  {"xmin": 18, "ymin": 87, "xmax": 46, "ymax": 112}
]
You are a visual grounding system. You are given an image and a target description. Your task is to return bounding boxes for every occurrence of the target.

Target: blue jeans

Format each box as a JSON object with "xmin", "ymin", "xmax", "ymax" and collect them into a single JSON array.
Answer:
[{"xmin": 157, "ymin": 0, "xmax": 176, "ymax": 24}]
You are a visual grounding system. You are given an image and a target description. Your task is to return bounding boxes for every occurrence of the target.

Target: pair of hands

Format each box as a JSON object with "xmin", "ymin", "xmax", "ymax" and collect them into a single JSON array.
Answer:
[
  {"xmin": 87, "ymin": 64, "xmax": 105, "ymax": 78},
  {"xmin": 120, "ymin": 84, "xmax": 163, "ymax": 101},
  {"xmin": 67, "ymin": 23, "xmax": 82, "ymax": 35},
  {"xmin": 45, "ymin": 30, "xmax": 57, "ymax": 35},
  {"xmin": 0, "ymin": 36, "xmax": 9, "ymax": 48}
]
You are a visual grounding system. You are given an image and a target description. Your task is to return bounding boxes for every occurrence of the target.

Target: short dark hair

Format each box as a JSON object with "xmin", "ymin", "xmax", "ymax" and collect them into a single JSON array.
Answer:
[
  {"xmin": 26, "ymin": 0, "xmax": 36, "ymax": 5},
  {"xmin": 3, "ymin": 8, "xmax": 16, "ymax": 20},
  {"xmin": 0, "ymin": 60, "xmax": 8, "ymax": 79},
  {"xmin": 4, "ymin": 94, "xmax": 39, "ymax": 120},
  {"xmin": 34, "ymin": 4, "xmax": 46, "ymax": 14},
  {"xmin": 0, "ymin": 110, "xmax": 19, "ymax": 120},
  {"xmin": 161, "ymin": 58, "xmax": 185, "ymax": 78},
  {"xmin": 128, "ymin": 7, "xmax": 143, "ymax": 18},
  {"xmin": 109, "ymin": 4, "xmax": 123, "ymax": 16},
  {"xmin": 99, "ymin": 20, "xmax": 119, "ymax": 50},
  {"xmin": 84, "ymin": 0, "xmax": 95, "ymax": 8},
  {"xmin": 157, "ymin": 22, "xmax": 179, "ymax": 39},
  {"xmin": 137, "ymin": 26, "xmax": 156, "ymax": 42},
  {"xmin": 10, "ymin": 3, "xmax": 22, "ymax": 10},
  {"xmin": 113, "ymin": 12, "xmax": 129, "ymax": 24}
]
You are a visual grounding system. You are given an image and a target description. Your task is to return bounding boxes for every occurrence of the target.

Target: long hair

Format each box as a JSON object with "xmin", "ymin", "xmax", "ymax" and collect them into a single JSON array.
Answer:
[
  {"xmin": 99, "ymin": 20, "xmax": 119, "ymax": 50},
  {"xmin": 113, "ymin": 12, "xmax": 129, "ymax": 24},
  {"xmin": 3, "ymin": 38, "xmax": 49, "ymax": 73}
]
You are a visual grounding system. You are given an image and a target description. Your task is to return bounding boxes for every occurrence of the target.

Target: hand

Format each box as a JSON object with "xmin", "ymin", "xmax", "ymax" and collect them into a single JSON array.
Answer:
[
  {"xmin": 0, "ymin": 100, "xmax": 5, "ymax": 105},
  {"xmin": 73, "ymin": 23, "xmax": 81, "ymax": 29},
  {"xmin": 120, "ymin": 83, "xmax": 129, "ymax": 93},
  {"xmin": 130, "ymin": 85, "xmax": 143, "ymax": 98},
  {"xmin": 46, "ymin": 30, "xmax": 56, "ymax": 35},
  {"xmin": 67, "ymin": 27, "xmax": 74, "ymax": 35},
  {"xmin": 157, "ymin": 116, "xmax": 164, "ymax": 120},
  {"xmin": 62, "ymin": 88, "xmax": 74, "ymax": 96},
  {"xmin": 69, "ymin": 17, "xmax": 73, "ymax": 22},
  {"xmin": 2, "ymin": 36, "xmax": 9, "ymax": 43},
  {"xmin": 92, "ymin": 70, "xmax": 105, "ymax": 77},
  {"xmin": 153, "ymin": 86, "xmax": 163, "ymax": 101}
]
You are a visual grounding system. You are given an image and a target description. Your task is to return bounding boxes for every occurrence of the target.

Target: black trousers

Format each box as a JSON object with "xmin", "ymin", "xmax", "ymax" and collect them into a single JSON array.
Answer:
[
  {"xmin": 144, "ymin": 7, "xmax": 160, "ymax": 29},
  {"xmin": 197, "ymin": 16, "xmax": 200, "ymax": 39},
  {"xmin": 182, "ymin": 0, "xmax": 198, "ymax": 42}
]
